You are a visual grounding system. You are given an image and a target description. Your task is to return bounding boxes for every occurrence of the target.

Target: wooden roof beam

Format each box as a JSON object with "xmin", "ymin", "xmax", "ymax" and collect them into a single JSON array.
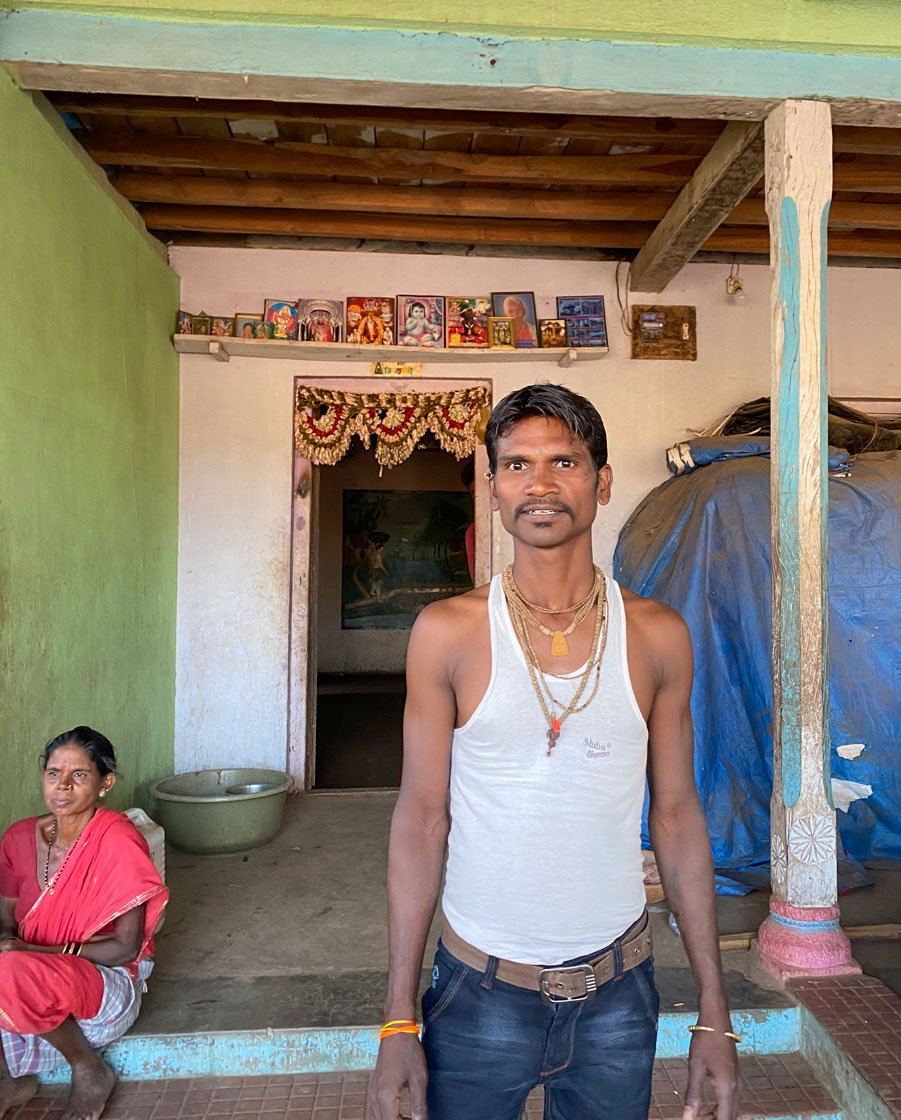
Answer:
[
  {"xmin": 79, "ymin": 133, "xmax": 700, "ymax": 186},
  {"xmin": 116, "ymin": 173, "xmax": 901, "ymax": 230},
  {"xmin": 51, "ymin": 94, "xmax": 725, "ymax": 144},
  {"xmin": 137, "ymin": 205, "xmax": 901, "ymax": 258},
  {"xmin": 138, "ymin": 205, "xmax": 659, "ymax": 247},
  {"xmin": 117, "ymin": 174, "xmax": 681, "ymax": 221},
  {"xmin": 629, "ymin": 120, "xmax": 765, "ymax": 291}
]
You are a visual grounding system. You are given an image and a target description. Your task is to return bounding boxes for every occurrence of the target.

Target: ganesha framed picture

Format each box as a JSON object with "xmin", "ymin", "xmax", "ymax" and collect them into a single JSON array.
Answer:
[{"xmin": 263, "ymin": 299, "xmax": 300, "ymax": 341}]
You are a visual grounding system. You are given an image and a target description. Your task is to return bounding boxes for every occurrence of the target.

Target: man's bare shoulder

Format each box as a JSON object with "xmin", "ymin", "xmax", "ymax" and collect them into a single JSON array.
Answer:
[
  {"xmin": 620, "ymin": 586, "xmax": 691, "ymax": 648},
  {"xmin": 411, "ymin": 584, "xmax": 490, "ymax": 644}
]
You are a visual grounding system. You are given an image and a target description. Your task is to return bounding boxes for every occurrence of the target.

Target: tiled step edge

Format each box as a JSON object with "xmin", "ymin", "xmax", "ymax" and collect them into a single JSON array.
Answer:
[
  {"xmin": 797, "ymin": 999, "xmax": 896, "ymax": 1120},
  {"xmin": 40, "ymin": 1007, "xmax": 799, "ymax": 1083}
]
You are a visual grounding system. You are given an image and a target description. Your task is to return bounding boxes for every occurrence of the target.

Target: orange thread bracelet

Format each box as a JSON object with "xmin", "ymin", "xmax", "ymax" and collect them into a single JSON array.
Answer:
[{"xmin": 379, "ymin": 1024, "xmax": 420, "ymax": 1041}]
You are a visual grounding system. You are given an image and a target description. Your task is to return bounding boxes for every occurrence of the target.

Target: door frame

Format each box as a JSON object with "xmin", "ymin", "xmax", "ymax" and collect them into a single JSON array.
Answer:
[{"xmin": 286, "ymin": 374, "xmax": 492, "ymax": 789}]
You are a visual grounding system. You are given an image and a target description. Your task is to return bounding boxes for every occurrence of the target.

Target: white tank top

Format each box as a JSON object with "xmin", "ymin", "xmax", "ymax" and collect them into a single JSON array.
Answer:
[{"xmin": 441, "ymin": 573, "xmax": 648, "ymax": 964}]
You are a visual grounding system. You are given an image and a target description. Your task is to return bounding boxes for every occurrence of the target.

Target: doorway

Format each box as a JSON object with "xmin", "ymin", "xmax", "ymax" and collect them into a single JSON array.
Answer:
[{"xmin": 288, "ymin": 377, "xmax": 492, "ymax": 791}]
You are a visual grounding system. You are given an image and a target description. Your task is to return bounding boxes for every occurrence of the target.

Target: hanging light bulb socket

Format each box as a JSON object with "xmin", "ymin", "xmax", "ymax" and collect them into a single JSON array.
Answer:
[{"xmin": 726, "ymin": 257, "xmax": 747, "ymax": 304}]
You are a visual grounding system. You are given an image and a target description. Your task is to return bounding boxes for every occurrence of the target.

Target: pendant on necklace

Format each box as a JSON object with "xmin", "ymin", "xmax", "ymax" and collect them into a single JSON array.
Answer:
[
  {"xmin": 546, "ymin": 717, "xmax": 561, "ymax": 755},
  {"xmin": 550, "ymin": 630, "xmax": 569, "ymax": 657}
]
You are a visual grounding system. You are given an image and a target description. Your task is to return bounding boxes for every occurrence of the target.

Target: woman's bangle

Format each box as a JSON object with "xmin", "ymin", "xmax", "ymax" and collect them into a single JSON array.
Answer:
[
  {"xmin": 688, "ymin": 1024, "xmax": 742, "ymax": 1043},
  {"xmin": 62, "ymin": 941, "xmax": 84, "ymax": 956}
]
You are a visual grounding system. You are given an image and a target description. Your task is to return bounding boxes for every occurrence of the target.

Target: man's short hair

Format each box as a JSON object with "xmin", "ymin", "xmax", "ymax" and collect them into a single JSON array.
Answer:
[{"xmin": 485, "ymin": 383, "xmax": 608, "ymax": 474}]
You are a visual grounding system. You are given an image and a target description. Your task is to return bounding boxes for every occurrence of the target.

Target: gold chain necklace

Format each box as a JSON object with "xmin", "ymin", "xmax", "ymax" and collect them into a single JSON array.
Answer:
[
  {"xmin": 502, "ymin": 566, "xmax": 602, "ymax": 657},
  {"xmin": 503, "ymin": 572, "xmax": 609, "ymax": 754}
]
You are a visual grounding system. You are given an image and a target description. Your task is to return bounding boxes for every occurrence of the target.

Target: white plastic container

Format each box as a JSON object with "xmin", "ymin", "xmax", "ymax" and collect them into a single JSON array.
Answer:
[
  {"xmin": 125, "ymin": 807, "xmax": 166, "ymax": 881},
  {"xmin": 125, "ymin": 807, "xmax": 167, "ymax": 932}
]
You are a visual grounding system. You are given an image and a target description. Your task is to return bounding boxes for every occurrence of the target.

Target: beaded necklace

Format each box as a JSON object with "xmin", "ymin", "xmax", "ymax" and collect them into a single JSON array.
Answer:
[
  {"xmin": 502, "ymin": 568, "xmax": 610, "ymax": 754},
  {"xmin": 502, "ymin": 566, "xmax": 602, "ymax": 657},
  {"xmin": 44, "ymin": 819, "xmax": 81, "ymax": 894}
]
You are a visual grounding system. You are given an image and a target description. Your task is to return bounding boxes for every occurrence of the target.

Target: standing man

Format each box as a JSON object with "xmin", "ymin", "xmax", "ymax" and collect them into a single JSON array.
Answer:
[{"xmin": 368, "ymin": 384, "xmax": 739, "ymax": 1120}]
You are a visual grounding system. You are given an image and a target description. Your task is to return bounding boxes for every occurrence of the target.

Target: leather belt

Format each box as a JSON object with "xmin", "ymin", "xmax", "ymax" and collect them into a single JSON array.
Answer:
[{"xmin": 441, "ymin": 911, "xmax": 652, "ymax": 1005}]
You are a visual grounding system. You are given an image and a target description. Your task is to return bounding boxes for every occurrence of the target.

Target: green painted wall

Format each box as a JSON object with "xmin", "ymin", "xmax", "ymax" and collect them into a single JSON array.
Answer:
[
  {"xmin": 5, "ymin": 0, "xmax": 901, "ymax": 54},
  {"xmin": 0, "ymin": 73, "xmax": 179, "ymax": 828}
]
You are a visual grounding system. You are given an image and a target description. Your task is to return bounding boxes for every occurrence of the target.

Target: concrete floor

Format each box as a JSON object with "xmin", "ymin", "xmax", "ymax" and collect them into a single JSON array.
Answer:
[{"xmin": 139, "ymin": 793, "xmax": 900, "ymax": 1035}]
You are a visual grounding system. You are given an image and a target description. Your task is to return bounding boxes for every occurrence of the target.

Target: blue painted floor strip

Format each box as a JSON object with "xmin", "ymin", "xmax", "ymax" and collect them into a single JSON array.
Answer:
[{"xmin": 41, "ymin": 1006, "xmax": 799, "ymax": 1083}]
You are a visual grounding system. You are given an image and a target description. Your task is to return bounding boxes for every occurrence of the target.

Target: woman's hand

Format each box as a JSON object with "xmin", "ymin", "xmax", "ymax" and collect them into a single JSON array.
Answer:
[{"xmin": 0, "ymin": 937, "xmax": 25, "ymax": 953}]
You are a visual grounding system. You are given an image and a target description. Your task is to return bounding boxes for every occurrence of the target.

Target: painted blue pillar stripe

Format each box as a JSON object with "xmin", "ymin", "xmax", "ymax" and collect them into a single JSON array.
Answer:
[
  {"xmin": 819, "ymin": 201, "xmax": 833, "ymax": 808},
  {"xmin": 3, "ymin": 10, "xmax": 901, "ymax": 103},
  {"xmin": 777, "ymin": 196, "xmax": 802, "ymax": 811}
]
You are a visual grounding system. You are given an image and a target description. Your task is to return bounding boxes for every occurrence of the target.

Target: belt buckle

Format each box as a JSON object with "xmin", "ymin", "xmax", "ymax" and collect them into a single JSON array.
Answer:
[{"xmin": 538, "ymin": 963, "xmax": 598, "ymax": 1005}]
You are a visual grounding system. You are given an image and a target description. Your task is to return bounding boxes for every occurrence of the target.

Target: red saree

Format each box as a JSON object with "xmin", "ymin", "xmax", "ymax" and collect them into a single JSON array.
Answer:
[{"xmin": 0, "ymin": 809, "xmax": 167, "ymax": 1036}]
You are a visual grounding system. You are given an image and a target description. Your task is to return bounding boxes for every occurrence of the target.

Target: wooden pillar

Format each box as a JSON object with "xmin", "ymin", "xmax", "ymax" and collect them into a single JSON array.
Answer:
[{"xmin": 756, "ymin": 100, "xmax": 859, "ymax": 979}]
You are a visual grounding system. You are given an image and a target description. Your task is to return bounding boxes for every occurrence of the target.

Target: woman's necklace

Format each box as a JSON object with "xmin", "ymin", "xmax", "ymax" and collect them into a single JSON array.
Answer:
[
  {"xmin": 502, "ymin": 566, "xmax": 602, "ymax": 656},
  {"xmin": 44, "ymin": 819, "xmax": 80, "ymax": 894},
  {"xmin": 503, "ymin": 571, "xmax": 610, "ymax": 754}
]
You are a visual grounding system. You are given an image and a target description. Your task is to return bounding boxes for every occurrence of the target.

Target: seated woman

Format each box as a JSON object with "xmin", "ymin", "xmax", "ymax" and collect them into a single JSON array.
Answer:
[{"xmin": 0, "ymin": 727, "xmax": 168, "ymax": 1120}]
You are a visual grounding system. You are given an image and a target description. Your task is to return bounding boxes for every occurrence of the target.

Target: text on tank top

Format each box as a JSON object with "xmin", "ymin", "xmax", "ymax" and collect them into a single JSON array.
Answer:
[{"xmin": 441, "ymin": 573, "xmax": 648, "ymax": 964}]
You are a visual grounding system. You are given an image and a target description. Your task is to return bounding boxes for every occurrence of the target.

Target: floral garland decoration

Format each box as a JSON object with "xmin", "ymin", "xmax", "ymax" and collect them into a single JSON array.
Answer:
[{"xmin": 294, "ymin": 385, "xmax": 490, "ymax": 468}]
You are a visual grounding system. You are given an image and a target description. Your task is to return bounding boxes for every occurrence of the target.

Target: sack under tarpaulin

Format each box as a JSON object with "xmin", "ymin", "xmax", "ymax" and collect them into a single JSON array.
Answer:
[
  {"xmin": 712, "ymin": 395, "xmax": 901, "ymax": 454},
  {"xmin": 613, "ymin": 447, "xmax": 900, "ymax": 895}
]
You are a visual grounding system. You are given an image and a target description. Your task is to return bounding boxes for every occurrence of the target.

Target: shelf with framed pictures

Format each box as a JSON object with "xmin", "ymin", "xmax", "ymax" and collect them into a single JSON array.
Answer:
[{"xmin": 172, "ymin": 335, "xmax": 609, "ymax": 367}]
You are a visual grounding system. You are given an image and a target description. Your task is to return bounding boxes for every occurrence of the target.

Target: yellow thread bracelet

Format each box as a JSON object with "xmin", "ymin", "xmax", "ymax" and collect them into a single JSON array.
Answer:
[
  {"xmin": 381, "ymin": 1019, "xmax": 417, "ymax": 1030},
  {"xmin": 688, "ymin": 1024, "xmax": 742, "ymax": 1043},
  {"xmin": 379, "ymin": 1025, "xmax": 420, "ymax": 1041}
]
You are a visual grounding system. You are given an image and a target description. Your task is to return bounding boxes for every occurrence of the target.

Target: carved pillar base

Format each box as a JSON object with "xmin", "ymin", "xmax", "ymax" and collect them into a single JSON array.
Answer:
[{"xmin": 757, "ymin": 900, "xmax": 861, "ymax": 981}]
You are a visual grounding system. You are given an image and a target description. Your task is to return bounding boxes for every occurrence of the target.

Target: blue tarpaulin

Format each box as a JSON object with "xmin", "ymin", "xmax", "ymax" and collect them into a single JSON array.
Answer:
[{"xmin": 613, "ymin": 442, "xmax": 900, "ymax": 893}]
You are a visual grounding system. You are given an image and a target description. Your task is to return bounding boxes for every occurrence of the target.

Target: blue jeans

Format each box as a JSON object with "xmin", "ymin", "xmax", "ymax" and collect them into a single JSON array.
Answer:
[{"xmin": 421, "ymin": 932, "xmax": 659, "ymax": 1120}]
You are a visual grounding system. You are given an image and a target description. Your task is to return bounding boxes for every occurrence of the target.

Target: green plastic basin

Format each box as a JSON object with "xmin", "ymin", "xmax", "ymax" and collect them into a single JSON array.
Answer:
[{"xmin": 151, "ymin": 768, "xmax": 293, "ymax": 854}]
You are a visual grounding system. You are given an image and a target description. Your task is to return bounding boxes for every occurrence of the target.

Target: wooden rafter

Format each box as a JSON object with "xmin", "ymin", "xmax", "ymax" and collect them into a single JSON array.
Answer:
[
  {"xmin": 50, "ymin": 94, "xmax": 901, "ymax": 155},
  {"xmin": 118, "ymin": 175, "xmax": 681, "ymax": 221},
  {"xmin": 138, "ymin": 204, "xmax": 901, "ymax": 258},
  {"xmin": 629, "ymin": 121, "xmax": 765, "ymax": 291},
  {"xmin": 79, "ymin": 133, "xmax": 701, "ymax": 185},
  {"xmin": 138, "ymin": 205, "xmax": 659, "ymax": 247},
  {"xmin": 51, "ymin": 94, "xmax": 723, "ymax": 144},
  {"xmin": 116, "ymin": 174, "xmax": 901, "ymax": 231}
]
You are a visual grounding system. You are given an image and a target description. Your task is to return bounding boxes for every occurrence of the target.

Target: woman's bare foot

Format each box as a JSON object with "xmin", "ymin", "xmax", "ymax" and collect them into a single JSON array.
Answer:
[
  {"xmin": 62, "ymin": 1055, "xmax": 116, "ymax": 1120},
  {"xmin": 0, "ymin": 1075, "xmax": 38, "ymax": 1120}
]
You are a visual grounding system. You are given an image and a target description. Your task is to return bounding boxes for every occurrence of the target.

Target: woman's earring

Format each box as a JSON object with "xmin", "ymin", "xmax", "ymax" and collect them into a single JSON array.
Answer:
[{"xmin": 99, "ymin": 789, "xmax": 107, "ymax": 799}]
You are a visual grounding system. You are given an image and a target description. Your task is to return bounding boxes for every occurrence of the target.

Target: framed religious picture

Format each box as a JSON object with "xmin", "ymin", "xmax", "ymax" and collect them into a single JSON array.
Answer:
[
  {"xmin": 253, "ymin": 319, "xmax": 271, "ymax": 339},
  {"xmin": 446, "ymin": 296, "xmax": 490, "ymax": 348},
  {"xmin": 347, "ymin": 296, "xmax": 395, "ymax": 345},
  {"xmin": 490, "ymin": 291, "xmax": 538, "ymax": 348},
  {"xmin": 191, "ymin": 311, "xmax": 211, "ymax": 335},
  {"xmin": 539, "ymin": 318, "xmax": 569, "ymax": 348},
  {"xmin": 263, "ymin": 298, "xmax": 300, "ymax": 341},
  {"xmin": 487, "ymin": 316, "xmax": 515, "ymax": 349},
  {"xmin": 563, "ymin": 314, "xmax": 609, "ymax": 348},
  {"xmin": 175, "ymin": 310, "xmax": 193, "ymax": 335},
  {"xmin": 210, "ymin": 316, "xmax": 234, "ymax": 337},
  {"xmin": 234, "ymin": 312, "xmax": 264, "ymax": 340},
  {"xmin": 297, "ymin": 299, "xmax": 344, "ymax": 343},
  {"xmin": 397, "ymin": 295, "xmax": 445, "ymax": 348},
  {"xmin": 556, "ymin": 295, "xmax": 606, "ymax": 318}
]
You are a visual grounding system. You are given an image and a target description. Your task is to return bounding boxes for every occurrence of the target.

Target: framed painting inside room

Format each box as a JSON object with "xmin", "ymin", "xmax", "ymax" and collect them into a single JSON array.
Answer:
[{"xmin": 341, "ymin": 489, "xmax": 473, "ymax": 630}]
